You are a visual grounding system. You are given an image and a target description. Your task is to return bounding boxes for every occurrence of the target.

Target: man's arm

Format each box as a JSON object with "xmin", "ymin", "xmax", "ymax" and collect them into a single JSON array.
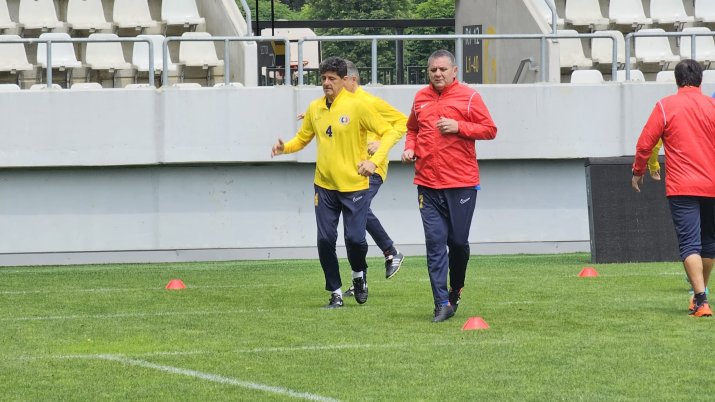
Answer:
[
  {"xmin": 632, "ymin": 103, "xmax": 666, "ymax": 177},
  {"xmin": 402, "ymin": 104, "xmax": 418, "ymax": 162},
  {"xmin": 449, "ymin": 92, "xmax": 497, "ymax": 140}
]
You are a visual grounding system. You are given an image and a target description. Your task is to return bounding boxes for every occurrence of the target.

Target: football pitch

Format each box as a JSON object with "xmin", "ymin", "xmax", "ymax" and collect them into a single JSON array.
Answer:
[{"xmin": 2, "ymin": 253, "xmax": 714, "ymax": 401}]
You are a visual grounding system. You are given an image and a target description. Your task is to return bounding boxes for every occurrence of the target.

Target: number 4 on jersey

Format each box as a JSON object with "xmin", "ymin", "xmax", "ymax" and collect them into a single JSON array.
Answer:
[{"xmin": 326, "ymin": 125, "xmax": 332, "ymax": 137}]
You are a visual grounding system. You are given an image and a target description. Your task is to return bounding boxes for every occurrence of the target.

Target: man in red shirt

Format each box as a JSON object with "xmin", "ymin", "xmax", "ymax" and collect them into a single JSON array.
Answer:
[
  {"xmin": 402, "ymin": 49, "xmax": 497, "ymax": 322},
  {"xmin": 631, "ymin": 59, "xmax": 715, "ymax": 317}
]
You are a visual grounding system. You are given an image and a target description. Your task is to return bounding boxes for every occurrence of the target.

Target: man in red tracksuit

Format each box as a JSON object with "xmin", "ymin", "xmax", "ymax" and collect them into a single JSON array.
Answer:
[
  {"xmin": 631, "ymin": 59, "xmax": 715, "ymax": 317},
  {"xmin": 402, "ymin": 49, "xmax": 497, "ymax": 323}
]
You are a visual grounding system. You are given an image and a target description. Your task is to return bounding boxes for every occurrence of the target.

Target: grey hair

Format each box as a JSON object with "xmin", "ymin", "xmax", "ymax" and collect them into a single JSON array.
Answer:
[
  {"xmin": 345, "ymin": 60, "xmax": 359, "ymax": 78},
  {"xmin": 427, "ymin": 49, "xmax": 456, "ymax": 67}
]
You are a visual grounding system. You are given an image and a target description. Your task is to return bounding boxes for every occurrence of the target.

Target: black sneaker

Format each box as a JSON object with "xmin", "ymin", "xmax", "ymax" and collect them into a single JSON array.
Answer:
[
  {"xmin": 448, "ymin": 288, "xmax": 462, "ymax": 313},
  {"xmin": 352, "ymin": 276, "xmax": 368, "ymax": 304},
  {"xmin": 324, "ymin": 293, "xmax": 344, "ymax": 309},
  {"xmin": 385, "ymin": 251, "xmax": 404, "ymax": 279},
  {"xmin": 344, "ymin": 285, "xmax": 355, "ymax": 297},
  {"xmin": 432, "ymin": 303, "xmax": 455, "ymax": 323}
]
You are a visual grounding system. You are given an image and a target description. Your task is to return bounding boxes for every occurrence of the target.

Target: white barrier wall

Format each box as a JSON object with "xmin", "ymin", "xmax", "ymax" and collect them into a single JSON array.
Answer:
[{"xmin": 1, "ymin": 82, "xmax": 711, "ymax": 265}]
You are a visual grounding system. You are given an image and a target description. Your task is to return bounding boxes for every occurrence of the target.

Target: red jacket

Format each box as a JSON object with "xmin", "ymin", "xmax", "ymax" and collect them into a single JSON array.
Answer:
[
  {"xmin": 633, "ymin": 86, "xmax": 715, "ymax": 197},
  {"xmin": 405, "ymin": 80, "xmax": 497, "ymax": 189}
]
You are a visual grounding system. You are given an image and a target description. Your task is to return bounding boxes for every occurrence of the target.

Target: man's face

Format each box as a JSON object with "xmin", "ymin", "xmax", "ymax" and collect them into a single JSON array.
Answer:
[
  {"xmin": 428, "ymin": 56, "xmax": 457, "ymax": 92},
  {"xmin": 321, "ymin": 71, "xmax": 345, "ymax": 99},
  {"xmin": 344, "ymin": 75, "xmax": 359, "ymax": 93}
]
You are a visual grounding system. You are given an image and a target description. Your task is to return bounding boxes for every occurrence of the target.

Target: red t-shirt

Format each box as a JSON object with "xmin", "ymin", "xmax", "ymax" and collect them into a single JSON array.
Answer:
[{"xmin": 633, "ymin": 86, "xmax": 715, "ymax": 197}]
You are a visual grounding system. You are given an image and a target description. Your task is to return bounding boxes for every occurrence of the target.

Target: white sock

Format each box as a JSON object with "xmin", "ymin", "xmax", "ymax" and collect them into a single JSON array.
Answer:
[
  {"xmin": 352, "ymin": 271, "xmax": 364, "ymax": 279},
  {"xmin": 332, "ymin": 288, "xmax": 342, "ymax": 297}
]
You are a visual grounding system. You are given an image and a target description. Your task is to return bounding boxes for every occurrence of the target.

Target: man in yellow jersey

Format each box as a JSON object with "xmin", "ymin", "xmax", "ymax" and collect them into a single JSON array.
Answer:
[{"xmin": 271, "ymin": 56, "xmax": 402, "ymax": 308}]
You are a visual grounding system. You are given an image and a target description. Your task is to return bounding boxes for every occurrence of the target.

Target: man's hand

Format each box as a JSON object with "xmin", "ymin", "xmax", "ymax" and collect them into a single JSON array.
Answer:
[
  {"xmin": 297, "ymin": 113, "xmax": 305, "ymax": 120},
  {"xmin": 436, "ymin": 116, "xmax": 458, "ymax": 135},
  {"xmin": 357, "ymin": 160, "xmax": 377, "ymax": 177},
  {"xmin": 649, "ymin": 169, "xmax": 661, "ymax": 181},
  {"xmin": 271, "ymin": 139, "xmax": 285, "ymax": 158},
  {"xmin": 631, "ymin": 174, "xmax": 644, "ymax": 192},
  {"xmin": 401, "ymin": 149, "xmax": 416, "ymax": 163},
  {"xmin": 367, "ymin": 141, "xmax": 380, "ymax": 156}
]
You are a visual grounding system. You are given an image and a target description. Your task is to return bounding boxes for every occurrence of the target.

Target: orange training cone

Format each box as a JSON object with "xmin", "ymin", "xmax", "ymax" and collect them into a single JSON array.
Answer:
[
  {"xmin": 578, "ymin": 267, "xmax": 599, "ymax": 277},
  {"xmin": 165, "ymin": 279, "xmax": 186, "ymax": 290},
  {"xmin": 462, "ymin": 317, "xmax": 490, "ymax": 331}
]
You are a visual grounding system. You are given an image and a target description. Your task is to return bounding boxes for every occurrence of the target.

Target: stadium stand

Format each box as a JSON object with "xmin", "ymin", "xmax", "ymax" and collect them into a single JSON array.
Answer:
[
  {"xmin": 70, "ymin": 81, "xmax": 102, "ymax": 89},
  {"xmin": 178, "ymin": 31, "xmax": 223, "ymax": 85},
  {"xmin": 590, "ymin": 30, "xmax": 634, "ymax": 67},
  {"xmin": 570, "ymin": 68, "xmax": 604, "ymax": 83},
  {"xmin": 18, "ymin": 0, "xmax": 65, "ymax": 32},
  {"xmin": 694, "ymin": 0, "xmax": 715, "ymax": 24},
  {"xmin": 679, "ymin": 27, "xmax": 715, "ymax": 65},
  {"xmin": 29, "ymin": 82, "xmax": 61, "ymax": 89},
  {"xmin": 113, "ymin": 0, "xmax": 160, "ymax": 33},
  {"xmin": 532, "ymin": 0, "xmax": 564, "ymax": 31},
  {"xmin": 36, "ymin": 32, "xmax": 82, "ymax": 87},
  {"xmin": 655, "ymin": 69, "xmax": 675, "ymax": 81},
  {"xmin": 0, "ymin": 0, "xmax": 20, "ymax": 33},
  {"xmin": 615, "ymin": 69, "xmax": 646, "ymax": 81},
  {"xmin": 132, "ymin": 34, "xmax": 182, "ymax": 84},
  {"xmin": 0, "ymin": 34, "xmax": 33, "ymax": 85},
  {"xmin": 649, "ymin": 0, "xmax": 694, "ymax": 30},
  {"xmin": 703, "ymin": 69, "xmax": 715, "ymax": 83},
  {"xmin": 608, "ymin": 0, "xmax": 653, "ymax": 28},
  {"xmin": 634, "ymin": 28, "xmax": 680, "ymax": 70},
  {"xmin": 0, "ymin": 82, "xmax": 20, "ymax": 90},
  {"xmin": 66, "ymin": 0, "xmax": 114, "ymax": 33},
  {"xmin": 84, "ymin": 33, "xmax": 133, "ymax": 87},
  {"xmin": 564, "ymin": 0, "xmax": 610, "ymax": 29},
  {"xmin": 161, "ymin": 0, "xmax": 204, "ymax": 33},
  {"xmin": 558, "ymin": 29, "xmax": 593, "ymax": 69}
]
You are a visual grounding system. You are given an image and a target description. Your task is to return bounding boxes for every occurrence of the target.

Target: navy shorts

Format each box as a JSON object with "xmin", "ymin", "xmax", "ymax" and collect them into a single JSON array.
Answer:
[{"xmin": 668, "ymin": 196, "xmax": 715, "ymax": 260}]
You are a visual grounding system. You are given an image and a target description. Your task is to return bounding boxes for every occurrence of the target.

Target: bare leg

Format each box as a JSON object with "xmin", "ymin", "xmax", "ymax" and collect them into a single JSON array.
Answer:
[
  {"xmin": 684, "ymin": 254, "xmax": 706, "ymax": 294},
  {"xmin": 703, "ymin": 258, "xmax": 714, "ymax": 290}
]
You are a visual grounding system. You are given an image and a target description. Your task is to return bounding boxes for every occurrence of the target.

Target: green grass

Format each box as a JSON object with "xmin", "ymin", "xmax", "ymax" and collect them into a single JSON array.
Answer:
[{"xmin": 1, "ymin": 253, "xmax": 713, "ymax": 401}]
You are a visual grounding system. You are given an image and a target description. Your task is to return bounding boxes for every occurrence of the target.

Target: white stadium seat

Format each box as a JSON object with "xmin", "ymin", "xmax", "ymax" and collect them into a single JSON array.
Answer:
[
  {"xmin": 18, "ymin": 0, "xmax": 65, "ymax": 31},
  {"xmin": 655, "ymin": 70, "xmax": 676, "ymax": 82},
  {"xmin": 650, "ymin": 0, "xmax": 694, "ymax": 28},
  {"xmin": 84, "ymin": 33, "xmax": 133, "ymax": 87},
  {"xmin": 0, "ymin": 34, "xmax": 33, "ymax": 79},
  {"xmin": 591, "ymin": 30, "xmax": 635, "ymax": 66},
  {"xmin": 609, "ymin": 0, "xmax": 653, "ymax": 27},
  {"xmin": 558, "ymin": 29, "xmax": 593, "ymax": 69},
  {"xmin": 679, "ymin": 27, "xmax": 715, "ymax": 64},
  {"xmin": 532, "ymin": 0, "xmax": 564, "ymax": 31},
  {"xmin": 29, "ymin": 83, "xmax": 62, "ymax": 89},
  {"xmin": 695, "ymin": 0, "xmax": 715, "ymax": 24},
  {"xmin": 703, "ymin": 70, "xmax": 715, "ymax": 83},
  {"xmin": 36, "ymin": 32, "xmax": 82, "ymax": 87},
  {"xmin": 70, "ymin": 82, "xmax": 102, "ymax": 90},
  {"xmin": 0, "ymin": 0, "xmax": 20, "ymax": 32},
  {"xmin": 132, "ymin": 34, "xmax": 181, "ymax": 74},
  {"xmin": 570, "ymin": 69, "xmax": 604, "ymax": 83},
  {"xmin": 179, "ymin": 31, "xmax": 223, "ymax": 84},
  {"xmin": 113, "ymin": 0, "xmax": 159, "ymax": 32},
  {"xmin": 564, "ymin": 0, "xmax": 610, "ymax": 28},
  {"xmin": 67, "ymin": 0, "xmax": 113, "ymax": 32},
  {"xmin": 615, "ymin": 69, "xmax": 646, "ymax": 81},
  {"xmin": 161, "ymin": 0, "xmax": 205, "ymax": 30},
  {"xmin": 0, "ymin": 83, "xmax": 20, "ymax": 90},
  {"xmin": 635, "ymin": 28, "xmax": 680, "ymax": 67}
]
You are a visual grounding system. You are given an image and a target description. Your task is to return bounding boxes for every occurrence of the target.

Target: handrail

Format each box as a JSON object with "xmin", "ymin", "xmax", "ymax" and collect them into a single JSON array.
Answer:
[
  {"xmin": 543, "ymin": 0, "xmax": 559, "ymax": 34},
  {"xmin": 513, "ymin": 57, "xmax": 538, "ymax": 84},
  {"xmin": 0, "ymin": 37, "xmax": 154, "ymax": 87},
  {"xmin": 238, "ymin": 0, "xmax": 253, "ymax": 37},
  {"xmin": 297, "ymin": 32, "xmax": 618, "ymax": 85},
  {"xmin": 625, "ymin": 30, "xmax": 715, "ymax": 80},
  {"xmin": 162, "ymin": 36, "xmax": 289, "ymax": 87}
]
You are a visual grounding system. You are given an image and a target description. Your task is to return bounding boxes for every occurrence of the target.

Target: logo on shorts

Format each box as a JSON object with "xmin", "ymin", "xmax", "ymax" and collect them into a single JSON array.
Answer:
[
  {"xmin": 339, "ymin": 115, "xmax": 350, "ymax": 125},
  {"xmin": 353, "ymin": 195, "xmax": 363, "ymax": 202},
  {"xmin": 460, "ymin": 197, "xmax": 471, "ymax": 204}
]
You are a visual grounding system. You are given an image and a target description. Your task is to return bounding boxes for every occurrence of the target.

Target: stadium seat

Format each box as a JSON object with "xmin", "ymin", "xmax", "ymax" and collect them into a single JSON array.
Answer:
[
  {"xmin": 113, "ymin": 0, "xmax": 159, "ymax": 32},
  {"xmin": 635, "ymin": 28, "xmax": 680, "ymax": 69},
  {"xmin": 558, "ymin": 29, "xmax": 593, "ymax": 69},
  {"xmin": 609, "ymin": 0, "xmax": 653, "ymax": 28},
  {"xmin": 0, "ymin": 83, "xmax": 20, "ymax": 90},
  {"xmin": 178, "ymin": 31, "xmax": 223, "ymax": 85},
  {"xmin": 564, "ymin": 0, "xmax": 610, "ymax": 29},
  {"xmin": 84, "ymin": 33, "xmax": 133, "ymax": 87},
  {"xmin": 29, "ymin": 83, "xmax": 62, "ymax": 89},
  {"xmin": 570, "ymin": 69, "xmax": 604, "ymax": 83},
  {"xmin": 591, "ymin": 30, "xmax": 635, "ymax": 67},
  {"xmin": 161, "ymin": 0, "xmax": 205, "ymax": 32},
  {"xmin": 18, "ymin": 0, "xmax": 65, "ymax": 32},
  {"xmin": 0, "ymin": 34, "xmax": 33, "ymax": 85},
  {"xmin": 132, "ymin": 34, "xmax": 182, "ymax": 84},
  {"xmin": 650, "ymin": 0, "xmax": 694, "ymax": 29},
  {"xmin": 695, "ymin": 0, "xmax": 715, "ymax": 23},
  {"xmin": 679, "ymin": 27, "xmax": 715, "ymax": 65},
  {"xmin": 0, "ymin": 0, "xmax": 20, "ymax": 32},
  {"xmin": 655, "ymin": 70, "xmax": 676, "ymax": 82},
  {"xmin": 615, "ymin": 69, "xmax": 646, "ymax": 81},
  {"xmin": 532, "ymin": 0, "xmax": 564, "ymax": 31},
  {"xmin": 36, "ymin": 32, "xmax": 83, "ymax": 87},
  {"xmin": 703, "ymin": 69, "xmax": 715, "ymax": 83},
  {"xmin": 70, "ymin": 82, "xmax": 102, "ymax": 89},
  {"xmin": 67, "ymin": 0, "xmax": 113, "ymax": 33}
]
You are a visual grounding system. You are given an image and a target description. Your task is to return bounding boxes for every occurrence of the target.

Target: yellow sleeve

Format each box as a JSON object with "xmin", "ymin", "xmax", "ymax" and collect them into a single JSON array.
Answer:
[
  {"xmin": 358, "ymin": 102, "xmax": 400, "ymax": 167},
  {"xmin": 647, "ymin": 139, "xmax": 662, "ymax": 174},
  {"xmin": 283, "ymin": 104, "xmax": 316, "ymax": 154},
  {"xmin": 370, "ymin": 97, "xmax": 407, "ymax": 138}
]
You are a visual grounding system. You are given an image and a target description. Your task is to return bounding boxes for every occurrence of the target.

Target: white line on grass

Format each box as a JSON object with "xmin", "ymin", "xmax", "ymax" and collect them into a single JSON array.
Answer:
[
  {"xmin": 0, "ymin": 309, "xmax": 266, "ymax": 322},
  {"xmin": 86, "ymin": 354, "xmax": 340, "ymax": 402}
]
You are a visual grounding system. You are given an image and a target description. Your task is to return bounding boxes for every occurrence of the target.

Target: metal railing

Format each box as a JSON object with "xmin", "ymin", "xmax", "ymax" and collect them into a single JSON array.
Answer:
[
  {"xmin": 296, "ymin": 33, "xmax": 619, "ymax": 85},
  {"xmin": 625, "ymin": 30, "xmax": 715, "ymax": 80},
  {"xmin": 0, "ymin": 36, "xmax": 153, "ymax": 87},
  {"xmin": 162, "ymin": 36, "xmax": 290, "ymax": 87}
]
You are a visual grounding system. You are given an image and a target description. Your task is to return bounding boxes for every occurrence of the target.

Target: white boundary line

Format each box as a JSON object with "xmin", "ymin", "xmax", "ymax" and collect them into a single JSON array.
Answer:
[
  {"xmin": 0, "ymin": 309, "xmax": 266, "ymax": 322},
  {"xmin": 80, "ymin": 354, "xmax": 340, "ymax": 402}
]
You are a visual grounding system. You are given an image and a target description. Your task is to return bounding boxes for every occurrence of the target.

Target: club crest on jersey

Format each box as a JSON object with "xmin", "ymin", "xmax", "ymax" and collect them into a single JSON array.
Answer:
[{"xmin": 339, "ymin": 115, "xmax": 350, "ymax": 125}]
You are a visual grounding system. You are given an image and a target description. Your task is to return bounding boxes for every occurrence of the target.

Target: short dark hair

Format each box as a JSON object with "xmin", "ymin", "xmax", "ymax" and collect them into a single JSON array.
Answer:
[
  {"xmin": 428, "ymin": 49, "xmax": 456, "ymax": 67},
  {"xmin": 319, "ymin": 56, "xmax": 347, "ymax": 78},
  {"xmin": 675, "ymin": 59, "xmax": 702, "ymax": 87}
]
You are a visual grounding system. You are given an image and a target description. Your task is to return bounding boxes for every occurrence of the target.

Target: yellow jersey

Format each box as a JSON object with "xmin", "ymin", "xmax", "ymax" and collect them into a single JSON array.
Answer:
[
  {"xmin": 283, "ymin": 89, "xmax": 401, "ymax": 192},
  {"xmin": 353, "ymin": 86, "xmax": 407, "ymax": 180}
]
